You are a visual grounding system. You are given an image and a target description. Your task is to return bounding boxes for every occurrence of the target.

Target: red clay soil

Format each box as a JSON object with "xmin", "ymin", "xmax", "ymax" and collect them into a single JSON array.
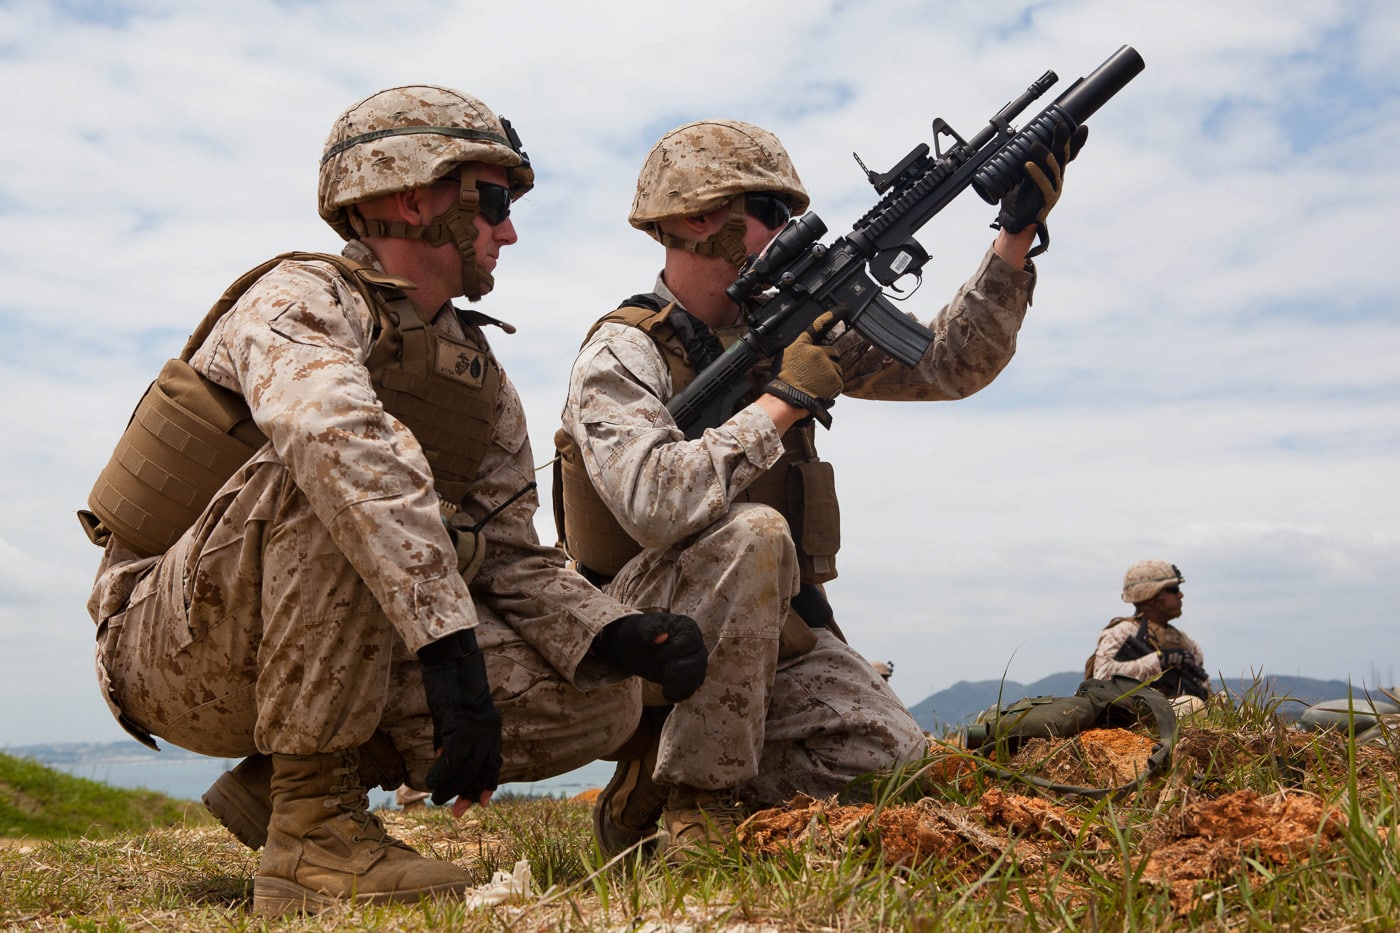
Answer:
[
  {"xmin": 1140, "ymin": 789, "xmax": 1346, "ymax": 914},
  {"xmin": 738, "ymin": 727, "xmax": 1351, "ymax": 915}
]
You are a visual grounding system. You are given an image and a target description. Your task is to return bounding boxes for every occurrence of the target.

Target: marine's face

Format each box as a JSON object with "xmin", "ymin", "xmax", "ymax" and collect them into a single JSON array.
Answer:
[
  {"xmin": 468, "ymin": 162, "xmax": 518, "ymax": 276},
  {"xmin": 1157, "ymin": 583, "xmax": 1184, "ymax": 620},
  {"xmin": 420, "ymin": 161, "xmax": 518, "ymax": 297}
]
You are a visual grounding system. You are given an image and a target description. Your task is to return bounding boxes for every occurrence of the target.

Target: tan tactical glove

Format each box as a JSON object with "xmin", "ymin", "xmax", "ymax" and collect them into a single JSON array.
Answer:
[
  {"xmin": 452, "ymin": 527, "xmax": 487, "ymax": 582},
  {"xmin": 995, "ymin": 121, "xmax": 1089, "ymax": 257},
  {"xmin": 765, "ymin": 312, "xmax": 843, "ymax": 428}
]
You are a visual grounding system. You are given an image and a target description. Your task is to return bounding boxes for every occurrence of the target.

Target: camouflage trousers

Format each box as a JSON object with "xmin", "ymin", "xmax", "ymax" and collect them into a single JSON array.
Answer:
[
  {"xmin": 606, "ymin": 503, "xmax": 926, "ymax": 807},
  {"xmin": 93, "ymin": 459, "xmax": 639, "ymax": 789}
]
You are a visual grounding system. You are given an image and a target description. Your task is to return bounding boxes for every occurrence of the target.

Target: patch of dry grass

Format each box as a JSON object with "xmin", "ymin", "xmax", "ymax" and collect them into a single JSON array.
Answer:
[{"xmin": 4, "ymin": 693, "xmax": 1400, "ymax": 931}]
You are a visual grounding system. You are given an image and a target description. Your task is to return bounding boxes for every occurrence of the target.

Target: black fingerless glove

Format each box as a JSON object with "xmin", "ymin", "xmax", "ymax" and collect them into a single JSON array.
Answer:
[
  {"xmin": 418, "ymin": 629, "xmax": 502, "ymax": 806},
  {"xmin": 1158, "ymin": 647, "xmax": 1195, "ymax": 672},
  {"xmin": 593, "ymin": 612, "xmax": 708, "ymax": 703}
]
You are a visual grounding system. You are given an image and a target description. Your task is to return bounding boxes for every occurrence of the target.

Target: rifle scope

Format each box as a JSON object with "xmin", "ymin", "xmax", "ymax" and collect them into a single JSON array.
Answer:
[
  {"xmin": 726, "ymin": 212, "xmax": 828, "ymax": 306},
  {"xmin": 971, "ymin": 45, "xmax": 1145, "ymax": 204}
]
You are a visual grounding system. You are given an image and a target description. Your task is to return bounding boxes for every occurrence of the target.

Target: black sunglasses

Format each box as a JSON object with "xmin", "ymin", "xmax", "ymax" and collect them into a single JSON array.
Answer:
[
  {"xmin": 1162, "ymin": 585, "xmax": 1181, "ymax": 595},
  {"xmin": 473, "ymin": 181, "xmax": 513, "ymax": 226},
  {"xmin": 441, "ymin": 177, "xmax": 513, "ymax": 226},
  {"xmin": 746, "ymin": 193, "xmax": 792, "ymax": 231}
]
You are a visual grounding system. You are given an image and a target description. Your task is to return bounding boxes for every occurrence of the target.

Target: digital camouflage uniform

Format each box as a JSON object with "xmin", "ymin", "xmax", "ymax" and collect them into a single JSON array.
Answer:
[
  {"xmin": 561, "ymin": 248, "xmax": 1034, "ymax": 805},
  {"xmin": 87, "ymin": 242, "xmax": 640, "ymax": 788}
]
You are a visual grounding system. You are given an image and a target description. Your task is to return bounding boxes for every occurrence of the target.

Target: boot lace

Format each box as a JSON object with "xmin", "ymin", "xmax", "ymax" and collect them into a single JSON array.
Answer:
[{"xmin": 327, "ymin": 751, "xmax": 402, "ymax": 854}]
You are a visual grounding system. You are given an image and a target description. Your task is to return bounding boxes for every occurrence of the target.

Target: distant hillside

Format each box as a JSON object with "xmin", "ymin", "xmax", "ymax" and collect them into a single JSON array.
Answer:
[
  {"xmin": 909, "ymin": 672, "xmax": 1377, "ymax": 734},
  {"xmin": 0, "ymin": 751, "xmax": 207, "ymax": 839},
  {"xmin": 4, "ymin": 739, "xmax": 206, "ymax": 765}
]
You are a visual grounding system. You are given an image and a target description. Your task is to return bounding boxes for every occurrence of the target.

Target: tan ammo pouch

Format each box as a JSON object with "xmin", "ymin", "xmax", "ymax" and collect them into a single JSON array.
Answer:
[
  {"xmin": 83, "ymin": 358, "xmax": 267, "ymax": 557},
  {"xmin": 788, "ymin": 460, "xmax": 840, "ymax": 584},
  {"xmin": 736, "ymin": 455, "xmax": 840, "ymax": 586},
  {"xmin": 553, "ymin": 428, "xmax": 643, "ymax": 579},
  {"xmin": 80, "ymin": 252, "xmax": 363, "ymax": 556}
]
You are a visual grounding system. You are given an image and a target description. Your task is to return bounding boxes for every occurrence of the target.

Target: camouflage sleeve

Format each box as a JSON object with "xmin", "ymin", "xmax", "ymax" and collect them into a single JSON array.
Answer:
[
  {"xmin": 837, "ymin": 246, "xmax": 1034, "ymax": 401},
  {"xmin": 457, "ymin": 370, "xmax": 634, "ymax": 687},
  {"xmin": 192, "ymin": 259, "xmax": 475, "ymax": 654},
  {"xmin": 1090, "ymin": 619, "xmax": 1163, "ymax": 682},
  {"xmin": 562, "ymin": 322, "xmax": 785, "ymax": 549}
]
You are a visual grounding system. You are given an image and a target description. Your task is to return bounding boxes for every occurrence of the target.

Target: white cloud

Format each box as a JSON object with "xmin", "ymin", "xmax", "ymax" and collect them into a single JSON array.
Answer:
[{"xmin": 0, "ymin": 0, "xmax": 1397, "ymax": 744}]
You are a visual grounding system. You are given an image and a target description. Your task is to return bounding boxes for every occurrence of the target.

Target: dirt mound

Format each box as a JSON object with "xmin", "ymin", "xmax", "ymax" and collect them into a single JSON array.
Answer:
[
  {"xmin": 740, "ymin": 725, "xmax": 1354, "ymax": 914},
  {"xmin": 1004, "ymin": 726, "xmax": 1159, "ymax": 789},
  {"xmin": 1141, "ymin": 789, "xmax": 1346, "ymax": 914},
  {"xmin": 740, "ymin": 787, "xmax": 1088, "ymax": 879}
]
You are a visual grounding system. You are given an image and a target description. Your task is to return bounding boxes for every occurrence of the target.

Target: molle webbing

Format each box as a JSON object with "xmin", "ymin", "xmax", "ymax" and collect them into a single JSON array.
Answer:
[
  {"xmin": 366, "ymin": 300, "xmax": 501, "ymax": 509},
  {"xmin": 85, "ymin": 359, "xmax": 269, "ymax": 556},
  {"xmin": 1146, "ymin": 619, "xmax": 1191, "ymax": 652},
  {"xmin": 1143, "ymin": 620, "xmax": 1201, "ymax": 699},
  {"xmin": 553, "ymin": 298, "xmax": 840, "ymax": 583}
]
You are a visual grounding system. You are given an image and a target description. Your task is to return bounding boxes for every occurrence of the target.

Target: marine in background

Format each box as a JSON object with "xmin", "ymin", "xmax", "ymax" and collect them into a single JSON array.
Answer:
[{"xmin": 1088, "ymin": 560, "xmax": 1210, "ymax": 707}]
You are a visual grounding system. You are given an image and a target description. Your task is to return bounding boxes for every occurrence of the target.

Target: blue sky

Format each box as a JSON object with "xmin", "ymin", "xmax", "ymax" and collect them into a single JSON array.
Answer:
[{"xmin": 0, "ymin": 0, "xmax": 1396, "ymax": 746}]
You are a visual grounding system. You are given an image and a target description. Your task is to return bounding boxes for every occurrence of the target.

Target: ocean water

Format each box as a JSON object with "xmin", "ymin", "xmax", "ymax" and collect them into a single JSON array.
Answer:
[{"xmin": 40, "ymin": 753, "xmax": 616, "ymax": 810}]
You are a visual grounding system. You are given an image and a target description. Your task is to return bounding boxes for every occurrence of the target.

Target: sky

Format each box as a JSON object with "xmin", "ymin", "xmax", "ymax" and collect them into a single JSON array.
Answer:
[{"xmin": 0, "ymin": 0, "xmax": 1396, "ymax": 748}]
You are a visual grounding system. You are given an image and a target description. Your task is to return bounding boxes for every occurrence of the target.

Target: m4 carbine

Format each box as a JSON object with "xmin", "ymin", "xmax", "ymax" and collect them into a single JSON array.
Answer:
[{"xmin": 666, "ymin": 45, "xmax": 1146, "ymax": 438}]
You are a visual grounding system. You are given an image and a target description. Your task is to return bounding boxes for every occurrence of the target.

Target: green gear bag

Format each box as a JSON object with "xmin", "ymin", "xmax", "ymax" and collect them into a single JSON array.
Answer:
[
  {"xmin": 963, "ymin": 676, "xmax": 1179, "ymax": 799},
  {"xmin": 964, "ymin": 694, "xmax": 1102, "ymax": 749}
]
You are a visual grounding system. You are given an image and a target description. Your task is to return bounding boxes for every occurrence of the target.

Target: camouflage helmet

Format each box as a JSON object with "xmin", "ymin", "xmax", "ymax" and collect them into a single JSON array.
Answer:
[
  {"xmin": 628, "ymin": 119, "xmax": 809, "ymax": 237},
  {"xmin": 318, "ymin": 85, "xmax": 534, "ymax": 240},
  {"xmin": 1122, "ymin": 560, "xmax": 1185, "ymax": 604}
]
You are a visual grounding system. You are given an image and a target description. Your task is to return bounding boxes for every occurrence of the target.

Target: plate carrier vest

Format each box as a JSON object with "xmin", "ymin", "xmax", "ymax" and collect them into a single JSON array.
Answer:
[{"xmin": 81, "ymin": 251, "xmax": 502, "ymax": 557}]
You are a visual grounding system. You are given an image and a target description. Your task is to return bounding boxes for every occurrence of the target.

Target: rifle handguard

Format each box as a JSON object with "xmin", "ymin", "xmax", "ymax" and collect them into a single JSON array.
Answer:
[{"xmin": 764, "ymin": 379, "xmax": 834, "ymax": 429}]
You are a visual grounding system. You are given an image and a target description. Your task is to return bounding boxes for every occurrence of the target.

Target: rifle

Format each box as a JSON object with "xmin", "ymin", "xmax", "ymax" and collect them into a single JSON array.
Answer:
[
  {"xmin": 665, "ymin": 45, "xmax": 1145, "ymax": 438},
  {"xmin": 1117, "ymin": 619, "xmax": 1210, "ymax": 698}
]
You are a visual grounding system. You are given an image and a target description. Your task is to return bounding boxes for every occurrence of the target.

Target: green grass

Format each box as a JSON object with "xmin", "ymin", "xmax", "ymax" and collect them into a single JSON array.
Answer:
[
  {"xmin": 0, "ymin": 750, "xmax": 210, "ymax": 840},
  {"xmin": 3, "ymin": 692, "xmax": 1399, "ymax": 931}
]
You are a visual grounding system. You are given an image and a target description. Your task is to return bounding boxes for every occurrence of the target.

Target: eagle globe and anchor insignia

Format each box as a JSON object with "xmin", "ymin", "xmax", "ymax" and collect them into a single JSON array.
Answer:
[{"xmin": 436, "ymin": 337, "xmax": 487, "ymax": 387}]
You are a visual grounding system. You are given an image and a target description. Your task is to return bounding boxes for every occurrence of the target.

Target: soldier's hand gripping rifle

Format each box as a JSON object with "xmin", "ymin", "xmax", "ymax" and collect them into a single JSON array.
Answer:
[
  {"xmin": 1116, "ymin": 620, "xmax": 1211, "ymax": 700},
  {"xmin": 665, "ymin": 45, "xmax": 1145, "ymax": 438}
]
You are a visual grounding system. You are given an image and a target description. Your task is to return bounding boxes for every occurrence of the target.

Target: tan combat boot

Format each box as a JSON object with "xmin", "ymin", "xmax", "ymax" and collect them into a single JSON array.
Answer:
[
  {"xmin": 662, "ymin": 784, "xmax": 747, "ymax": 863},
  {"xmin": 593, "ymin": 741, "xmax": 667, "ymax": 857},
  {"xmin": 202, "ymin": 732, "xmax": 406, "ymax": 850},
  {"xmin": 252, "ymin": 750, "xmax": 470, "ymax": 917},
  {"xmin": 202, "ymin": 753, "xmax": 273, "ymax": 849}
]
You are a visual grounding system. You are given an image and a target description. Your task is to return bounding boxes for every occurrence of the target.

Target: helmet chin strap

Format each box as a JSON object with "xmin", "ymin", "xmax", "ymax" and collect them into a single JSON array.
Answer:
[
  {"xmin": 655, "ymin": 198, "xmax": 749, "ymax": 267},
  {"xmin": 348, "ymin": 166, "xmax": 492, "ymax": 300}
]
